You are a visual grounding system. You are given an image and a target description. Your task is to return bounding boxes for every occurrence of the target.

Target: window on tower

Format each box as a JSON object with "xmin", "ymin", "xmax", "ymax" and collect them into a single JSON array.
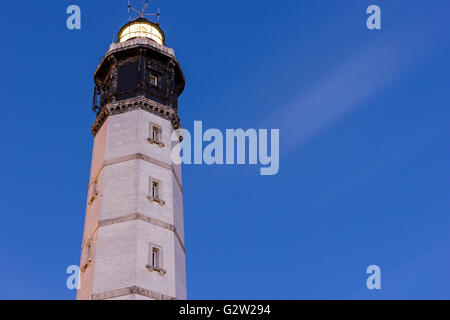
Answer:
[
  {"xmin": 152, "ymin": 181, "xmax": 159, "ymax": 198},
  {"xmin": 152, "ymin": 125, "xmax": 161, "ymax": 142},
  {"xmin": 118, "ymin": 22, "xmax": 164, "ymax": 45},
  {"xmin": 146, "ymin": 244, "xmax": 166, "ymax": 275},
  {"xmin": 148, "ymin": 179, "xmax": 165, "ymax": 206},
  {"xmin": 148, "ymin": 123, "xmax": 164, "ymax": 147},
  {"xmin": 150, "ymin": 73, "xmax": 158, "ymax": 87},
  {"xmin": 151, "ymin": 247, "xmax": 159, "ymax": 267}
]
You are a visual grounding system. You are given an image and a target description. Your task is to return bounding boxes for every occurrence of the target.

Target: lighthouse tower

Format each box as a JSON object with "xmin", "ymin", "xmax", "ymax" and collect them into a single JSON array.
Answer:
[{"xmin": 77, "ymin": 7, "xmax": 186, "ymax": 300}]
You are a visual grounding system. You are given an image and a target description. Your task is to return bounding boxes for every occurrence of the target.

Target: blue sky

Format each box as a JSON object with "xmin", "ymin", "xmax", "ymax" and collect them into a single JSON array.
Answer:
[{"xmin": 0, "ymin": 0, "xmax": 449, "ymax": 299}]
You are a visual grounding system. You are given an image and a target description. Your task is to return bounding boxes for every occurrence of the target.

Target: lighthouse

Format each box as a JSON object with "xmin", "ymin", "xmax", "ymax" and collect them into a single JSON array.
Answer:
[{"xmin": 77, "ymin": 4, "xmax": 186, "ymax": 300}]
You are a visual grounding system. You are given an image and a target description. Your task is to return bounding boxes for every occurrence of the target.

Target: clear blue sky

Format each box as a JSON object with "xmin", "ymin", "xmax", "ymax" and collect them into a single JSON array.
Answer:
[{"xmin": 0, "ymin": 0, "xmax": 449, "ymax": 299}]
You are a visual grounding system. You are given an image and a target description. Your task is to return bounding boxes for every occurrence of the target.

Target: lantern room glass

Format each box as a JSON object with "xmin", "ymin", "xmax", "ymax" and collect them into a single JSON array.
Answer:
[{"xmin": 118, "ymin": 23, "xmax": 163, "ymax": 45}]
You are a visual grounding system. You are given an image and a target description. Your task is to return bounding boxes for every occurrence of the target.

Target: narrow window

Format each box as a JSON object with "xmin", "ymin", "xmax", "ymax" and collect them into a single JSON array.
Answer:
[
  {"xmin": 152, "ymin": 181, "xmax": 159, "ymax": 199},
  {"xmin": 147, "ymin": 244, "xmax": 165, "ymax": 274},
  {"xmin": 148, "ymin": 123, "xmax": 164, "ymax": 147},
  {"xmin": 148, "ymin": 178, "xmax": 165, "ymax": 205},
  {"xmin": 152, "ymin": 125, "xmax": 161, "ymax": 142},
  {"xmin": 151, "ymin": 247, "xmax": 160, "ymax": 268},
  {"xmin": 150, "ymin": 74, "xmax": 158, "ymax": 87}
]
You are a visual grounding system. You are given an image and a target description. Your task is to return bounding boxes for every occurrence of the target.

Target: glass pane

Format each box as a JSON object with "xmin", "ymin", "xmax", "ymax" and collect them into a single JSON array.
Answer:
[{"xmin": 119, "ymin": 23, "xmax": 163, "ymax": 44}]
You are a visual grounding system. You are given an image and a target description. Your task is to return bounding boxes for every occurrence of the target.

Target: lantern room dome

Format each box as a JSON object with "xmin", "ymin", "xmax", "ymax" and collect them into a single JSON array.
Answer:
[{"xmin": 117, "ymin": 17, "xmax": 165, "ymax": 45}]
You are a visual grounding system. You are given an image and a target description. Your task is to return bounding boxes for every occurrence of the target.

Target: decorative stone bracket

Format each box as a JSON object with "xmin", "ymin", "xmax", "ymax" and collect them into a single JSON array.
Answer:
[
  {"xmin": 148, "ymin": 137, "xmax": 165, "ymax": 148},
  {"xmin": 147, "ymin": 195, "xmax": 165, "ymax": 206},
  {"xmin": 146, "ymin": 265, "xmax": 167, "ymax": 275}
]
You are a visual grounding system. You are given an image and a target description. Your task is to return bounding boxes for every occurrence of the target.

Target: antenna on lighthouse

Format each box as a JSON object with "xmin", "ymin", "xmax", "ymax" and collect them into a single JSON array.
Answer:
[{"xmin": 128, "ymin": 0, "xmax": 160, "ymax": 22}]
